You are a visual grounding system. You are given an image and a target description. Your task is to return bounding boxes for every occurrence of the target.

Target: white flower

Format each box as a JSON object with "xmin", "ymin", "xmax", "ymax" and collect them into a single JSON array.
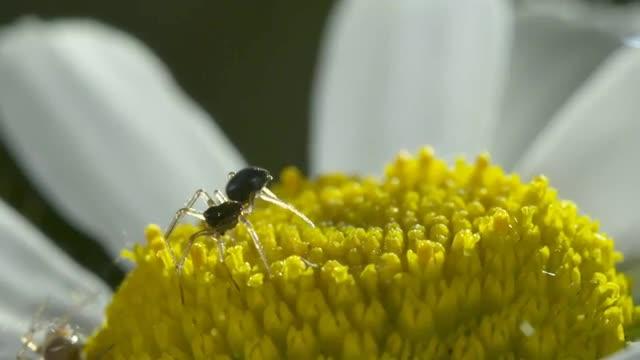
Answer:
[
  {"xmin": 517, "ymin": 0, "xmax": 640, "ymax": 37},
  {"xmin": 0, "ymin": 18, "xmax": 245, "ymax": 354},
  {"xmin": 0, "ymin": 0, "xmax": 639, "ymax": 356},
  {"xmin": 312, "ymin": 0, "xmax": 640, "ymax": 258}
]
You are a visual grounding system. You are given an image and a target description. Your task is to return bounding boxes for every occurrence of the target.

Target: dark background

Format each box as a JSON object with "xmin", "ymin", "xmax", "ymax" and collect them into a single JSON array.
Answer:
[
  {"xmin": 1, "ymin": 0, "xmax": 336, "ymax": 171},
  {"xmin": 0, "ymin": 0, "xmax": 335, "ymax": 287},
  {"xmin": 2, "ymin": 0, "xmax": 635, "ymax": 288}
]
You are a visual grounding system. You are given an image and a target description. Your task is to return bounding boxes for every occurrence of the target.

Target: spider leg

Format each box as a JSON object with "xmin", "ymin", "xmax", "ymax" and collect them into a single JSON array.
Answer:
[
  {"xmin": 52, "ymin": 291, "xmax": 100, "ymax": 331},
  {"xmin": 300, "ymin": 257, "xmax": 319, "ymax": 268},
  {"xmin": 257, "ymin": 188, "xmax": 315, "ymax": 228},
  {"xmin": 246, "ymin": 196, "xmax": 255, "ymax": 213},
  {"xmin": 214, "ymin": 232, "xmax": 226, "ymax": 265},
  {"xmin": 180, "ymin": 229, "xmax": 240, "ymax": 297},
  {"xmin": 212, "ymin": 235, "xmax": 241, "ymax": 293},
  {"xmin": 18, "ymin": 300, "xmax": 48, "ymax": 356},
  {"xmin": 176, "ymin": 229, "xmax": 211, "ymax": 275},
  {"xmin": 239, "ymin": 215, "xmax": 271, "ymax": 277},
  {"xmin": 165, "ymin": 189, "xmax": 215, "ymax": 240},
  {"xmin": 175, "ymin": 229, "xmax": 211, "ymax": 304},
  {"xmin": 163, "ymin": 207, "xmax": 205, "ymax": 268},
  {"xmin": 255, "ymin": 189, "xmax": 318, "ymax": 268},
  {"xmin": 16, "ymin": 338, "xmax": 36, "ymax": 359},
  {"xmin": 29, "ymin": 300, "xmax": 47, "ymax": 333},
  {"xmin": 212, "ymin": 189, "xmax": 228, "ymax": 203},
  {"xmin": 187, "ymin": 188, "xmax": 216, "ymax": 208}
]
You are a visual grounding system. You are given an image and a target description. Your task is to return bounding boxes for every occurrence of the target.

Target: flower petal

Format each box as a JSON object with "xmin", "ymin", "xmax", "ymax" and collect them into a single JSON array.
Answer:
[
  {"xmin": 0, "ymin": 199, "xmax": 111, "ymax": 355},
  {"xmin": 0, "ymin": 18, "xmax": 245, "ymax": 258},
  {"xmin": 311, "ymin": 0, "xmax": 511, "ymax": 175},
  {"xmin": 518, "ymin": 0, "xmax": 640, "ymax": 38},
  {"xmin": 605, "ymin": 342, "xmax": 640, "ymax": 360},
  {"xmin": 515, "ymin": 46, "xmax": 640, "ymax": 257},
  {"xmin": 493, "ymin": 14, "xmax": 618, "ymax": 168}
]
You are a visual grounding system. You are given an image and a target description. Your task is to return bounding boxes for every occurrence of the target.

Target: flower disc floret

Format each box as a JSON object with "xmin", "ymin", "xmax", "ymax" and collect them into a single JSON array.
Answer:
[{"xmin": 85, "ymin": 148, "xmax": 638, "ymax": 359}]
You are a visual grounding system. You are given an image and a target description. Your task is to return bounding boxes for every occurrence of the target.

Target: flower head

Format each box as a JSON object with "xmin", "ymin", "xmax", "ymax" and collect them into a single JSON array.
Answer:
[{"xmin": 85, "ymin": 148, "xmax": 638, "ymax": 359}]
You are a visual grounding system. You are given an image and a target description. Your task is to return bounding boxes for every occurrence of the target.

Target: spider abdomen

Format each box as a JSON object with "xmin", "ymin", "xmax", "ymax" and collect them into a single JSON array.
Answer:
[{"xmin": 225, "ymin": 167, "xmax": 270, "ymax": 204}]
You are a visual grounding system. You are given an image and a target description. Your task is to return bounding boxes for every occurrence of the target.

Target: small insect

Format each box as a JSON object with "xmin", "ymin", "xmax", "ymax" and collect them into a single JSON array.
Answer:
[
  {"xmin": 163, "ymin": 167, "xmax": 315, "ymax": 281},
  {"xmin": 17, "ymin": 300, "xmax": 83, "ymax": 360},
  {"xmin": 16, "ymin": 298, "xmax": 112, "ymax": 360}
]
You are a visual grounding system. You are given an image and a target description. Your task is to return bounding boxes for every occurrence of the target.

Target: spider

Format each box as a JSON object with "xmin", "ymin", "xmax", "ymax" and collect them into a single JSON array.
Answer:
[{"xmin": 163, "ymin": 167, "xmax": 315, "ymax": 282}]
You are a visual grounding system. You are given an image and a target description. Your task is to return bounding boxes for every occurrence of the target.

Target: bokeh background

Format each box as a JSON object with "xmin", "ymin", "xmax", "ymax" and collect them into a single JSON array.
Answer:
[
  {"xmin": 0, "ymin": 0, "xmax": 638, "ymax": 290},
  {"xmin": 0, "ymin": 1, "xmax": 334, "ymax": 288}
]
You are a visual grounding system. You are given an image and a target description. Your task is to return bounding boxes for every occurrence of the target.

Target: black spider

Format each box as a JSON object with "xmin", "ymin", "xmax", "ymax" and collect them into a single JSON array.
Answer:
[{"xmin": 163, "ymin": 167, "xmax": 315, "ymax": 285}]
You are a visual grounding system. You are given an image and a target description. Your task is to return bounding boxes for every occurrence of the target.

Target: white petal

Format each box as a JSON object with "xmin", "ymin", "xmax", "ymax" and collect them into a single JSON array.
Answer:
[
  {"xmin": 518, "ymin": 0, "xmax": 640, "ymax": 38},
  {"xmin": 515, "ymin": 46, "xmax": 640, "ymax": 257},
  {"xmin": 605, "ymin": 343, "xmax": 640, "ymax": 360},
  {"xmin": 0, "ymin": 18, "xmax": 245, "ymax": 258},
  {"xmin": 493, "ymin": 15, "xmax": 618, "ymax": 168},
  {"xmin": 311, "ymin": 0, "xmax": 511, "ymax": 175},
  {"xmin": 0, "ymin": 199, "xmax": 111, "ymax": 355}
]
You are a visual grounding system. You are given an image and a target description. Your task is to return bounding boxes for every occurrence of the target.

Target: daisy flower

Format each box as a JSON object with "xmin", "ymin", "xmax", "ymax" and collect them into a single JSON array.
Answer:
[
  {"xmin": 312, "ymin": 0, "xmax": 640, "ymax": 258},
  {"xmin": 0, "ymin": 0, "xmax": 639, "ymax": 357},
  {"xmin": 0, "ymin": 18, "xmax": 243, "ymax": 356}
]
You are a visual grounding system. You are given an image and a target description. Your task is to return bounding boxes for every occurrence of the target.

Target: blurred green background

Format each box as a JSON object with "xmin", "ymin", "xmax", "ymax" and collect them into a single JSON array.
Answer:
[{"xmin": 0, "ymin": 1, "xmax": 334, "ymax": 287}]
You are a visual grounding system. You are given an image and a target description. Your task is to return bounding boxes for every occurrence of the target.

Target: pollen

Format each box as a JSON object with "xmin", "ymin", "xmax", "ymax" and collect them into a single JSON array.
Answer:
[{"xmin": 84, "ymin": 148, "xmax": 639, "ymax": 359}]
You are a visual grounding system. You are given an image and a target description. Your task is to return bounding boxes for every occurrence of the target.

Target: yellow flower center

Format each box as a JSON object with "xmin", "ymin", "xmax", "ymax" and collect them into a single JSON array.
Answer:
[{"xmin": 85, "ymin": 148, "xmax": 638, "ymax": 359}]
